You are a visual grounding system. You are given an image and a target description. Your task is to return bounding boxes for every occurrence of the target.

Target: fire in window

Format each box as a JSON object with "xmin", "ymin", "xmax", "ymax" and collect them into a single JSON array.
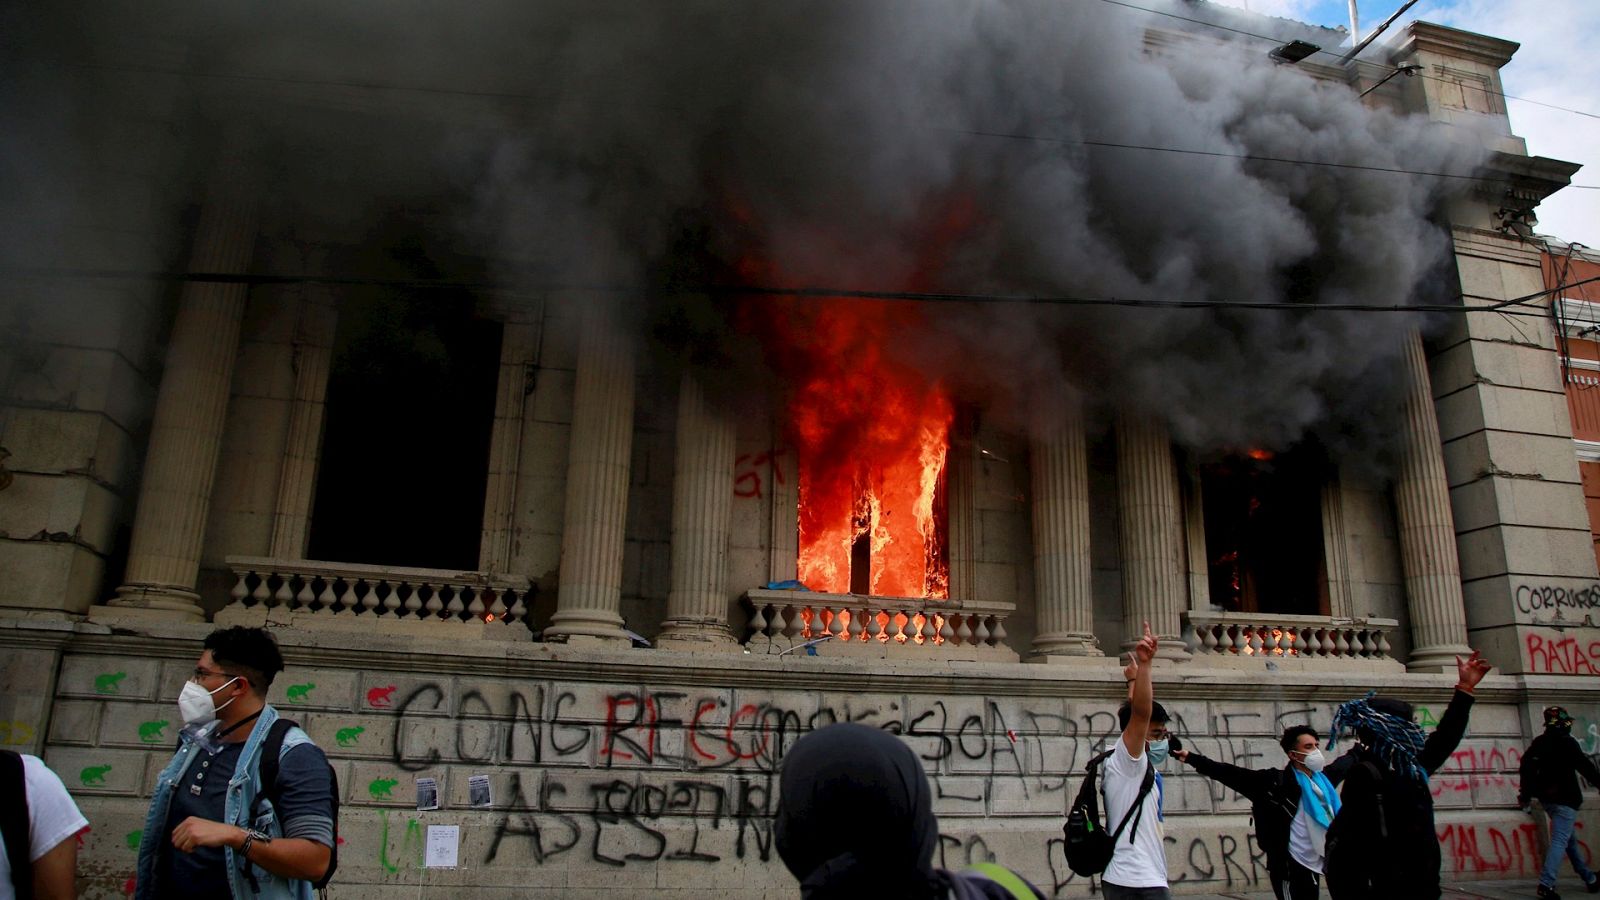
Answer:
[{"xmin": 754, "ymin": 297, "xmax": 952, "ymax": 599}]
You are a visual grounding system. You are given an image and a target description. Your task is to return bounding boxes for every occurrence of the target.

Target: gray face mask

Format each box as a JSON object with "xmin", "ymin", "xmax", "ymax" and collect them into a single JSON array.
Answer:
[{"xmin": 1147, "ymin": 738, "xmax": 1170, "ymax": 765}]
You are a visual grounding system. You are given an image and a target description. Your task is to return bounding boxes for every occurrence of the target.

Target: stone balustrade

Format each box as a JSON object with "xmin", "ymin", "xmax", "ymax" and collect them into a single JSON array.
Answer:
[
  {"xmin": 220, "ymin": 556, "xmax": 533, "ymax": 640},
  {"xmin": 743, "ymin": 588, "xmax": 1017, "ymax": 660},
  {"xmin": 1182, "ymin": 611, "xmax": 1400, "ymax": 669}
]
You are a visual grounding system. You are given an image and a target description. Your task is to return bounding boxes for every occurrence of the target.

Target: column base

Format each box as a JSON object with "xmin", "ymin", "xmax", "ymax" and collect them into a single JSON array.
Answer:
[
  {"xmin": 1030, "ymin": 631, "xmax": 1104, "ymax": 659},
  {"xmin": 1406, "ymin": 643, "xmax": 1473, "ymax": 673},
  {"xmin": 544, "ymin": 608, "xmax": 632, "ymax": 646},
  {"xmin": 655, "ymin": 619, "xmax": 741, "ymax": 653},
  {"xmin": 89, "ymin": 585, "xmax": 207, "ymax": 625}
]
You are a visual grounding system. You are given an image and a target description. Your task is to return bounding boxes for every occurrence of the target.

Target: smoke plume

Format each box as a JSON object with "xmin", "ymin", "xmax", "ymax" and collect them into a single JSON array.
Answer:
[{"xmin": 1, "ymin": 0, "xmax": 1494, "ymax": 463}]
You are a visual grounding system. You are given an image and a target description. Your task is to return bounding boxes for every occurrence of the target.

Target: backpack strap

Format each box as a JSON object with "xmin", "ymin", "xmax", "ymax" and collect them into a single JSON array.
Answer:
[
  {"xmin": 1106, "ymin": 756, "xmax": 1157, "ymax": 845},
  {"xmin": 967, "ymin": 862, "xmax": 1035, "ymax": 900},
  {"xmin": 0, "ymin": 750, "xmax": 33, "ymax": 900},
  {"xmin": 255, "ymin": 718, "xmax": 297, "ymax": 813}
]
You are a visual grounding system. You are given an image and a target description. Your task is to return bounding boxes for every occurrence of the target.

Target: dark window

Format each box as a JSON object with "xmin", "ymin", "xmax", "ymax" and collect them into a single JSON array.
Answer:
[
  {"xmin": 1201, "ymin": 447, "xmax": 1328, "ymax": 616},
  {"xmin": 307, "ymin": 295, "xmax": 501, "ymax": 570}
]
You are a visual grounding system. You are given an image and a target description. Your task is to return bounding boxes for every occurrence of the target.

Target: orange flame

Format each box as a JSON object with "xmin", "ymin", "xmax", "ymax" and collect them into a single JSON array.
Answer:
[{"xmin": 788, "ymin": 298, "xmax": 952, "ymax": 599}]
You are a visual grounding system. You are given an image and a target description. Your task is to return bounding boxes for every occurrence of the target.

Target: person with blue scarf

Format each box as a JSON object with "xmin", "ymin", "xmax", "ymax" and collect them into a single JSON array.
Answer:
[
  {"xmin": 1174, "ymin": 724, "xmax": 1347, "ymax": 899},
  {"xmin": 1321, "ymin": 649, "xmax": 1493, "ymax": 900}
]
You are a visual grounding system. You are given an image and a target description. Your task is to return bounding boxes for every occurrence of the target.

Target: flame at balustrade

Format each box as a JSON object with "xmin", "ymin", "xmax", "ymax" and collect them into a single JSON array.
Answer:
[{"xmin": 748, "ymin": 296, "xmax": 952, "ymax": 600}]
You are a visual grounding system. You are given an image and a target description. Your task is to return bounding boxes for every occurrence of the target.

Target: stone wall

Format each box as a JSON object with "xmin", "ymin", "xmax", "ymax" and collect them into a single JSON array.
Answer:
[{"xmin": 7, "ymin": 621, "xmax": 1595, "ymax": 899}]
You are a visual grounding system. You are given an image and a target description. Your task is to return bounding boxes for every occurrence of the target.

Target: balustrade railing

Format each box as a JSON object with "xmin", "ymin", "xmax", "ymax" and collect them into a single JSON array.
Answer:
[
  {"xmin": 1183, "ymin": 611, "xmax": 1398, "ymax": 663},
  {"xmin": 743, "ymin": 589, "xmax": 1014, "ymax": 658},
  {"xmin": 223, "ymin": 556, "xmax": 534, "ymax": 639}
]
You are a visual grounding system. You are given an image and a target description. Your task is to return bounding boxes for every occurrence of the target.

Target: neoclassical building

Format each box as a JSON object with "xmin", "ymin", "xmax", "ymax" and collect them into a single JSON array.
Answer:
[{"xmin": 2, "ymin": 9, "xmax": 1597, "ymax": 898}]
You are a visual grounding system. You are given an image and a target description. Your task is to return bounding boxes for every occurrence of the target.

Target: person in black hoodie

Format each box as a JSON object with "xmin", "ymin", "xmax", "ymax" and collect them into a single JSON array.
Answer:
[
  {"xmin": 1518, "ymin": 705, "xmax": 1600, "ymax": 899},
  {"xmin": 1321, "ymin": 649, "xmax": 1493, "ymax": 900},
  {"xmin": 775, "ymin": 722, "xmax": 1045, "ymax": 899},
  {"xmin": 1173, "ymin": 724, "xmax": 1347, "ymax": 899}
]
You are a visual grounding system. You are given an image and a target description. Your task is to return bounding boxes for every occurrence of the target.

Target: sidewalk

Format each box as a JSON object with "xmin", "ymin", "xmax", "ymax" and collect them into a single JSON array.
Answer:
[{"xmin": 1184, "ymin": 878, "xmax": 1554, "ymax": 898}]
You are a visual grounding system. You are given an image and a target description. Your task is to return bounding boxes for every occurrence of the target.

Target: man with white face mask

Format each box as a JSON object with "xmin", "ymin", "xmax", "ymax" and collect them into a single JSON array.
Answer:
[
  {"xmin": 133, "ymin": 627, "xmax": 334, "ymax": 900},
  {"xmin": 1173, "ymin": 725, "xmax": 1347, "ymax": 899}
]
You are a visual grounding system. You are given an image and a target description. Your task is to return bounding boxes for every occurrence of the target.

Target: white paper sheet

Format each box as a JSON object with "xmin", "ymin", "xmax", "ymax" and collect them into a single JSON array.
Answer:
[{"xmin": 424, "ymin": 824, "xmax": 460, "ymax": 869}]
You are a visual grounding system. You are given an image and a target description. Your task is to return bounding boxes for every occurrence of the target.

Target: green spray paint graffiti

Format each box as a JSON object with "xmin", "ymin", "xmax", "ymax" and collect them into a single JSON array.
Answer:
[
  {"xmin": 80, "ymin": 765, "xmax": 111, "ymax": 786},
  {"xmin": 336, "ymin": 726, "xmax": 365, "ymax": 747},
  {"xmin": 379, "ymin": 810, "xmax": 424, "ymax": 874},
  {"xmin": 95, "ymin": 672, "xmax": 127, "ymax": 694},
  {"xmin": 368, "ymin": 777, "xmax": 399, "ymax": 800},
  {"xmin": 1416, "ymin": 707, "xmax": 1439, "ymax": 729},
  {"xmin": 125, "ymin": 829, "xmax": 143, "ymax": 851},
  {"xmin": 138, "ymin": 720, "xmax": 170, "ymax": 743},
  {"xmin": 286, "ymin": 683, "xmax": 316, "ymax": 703}
]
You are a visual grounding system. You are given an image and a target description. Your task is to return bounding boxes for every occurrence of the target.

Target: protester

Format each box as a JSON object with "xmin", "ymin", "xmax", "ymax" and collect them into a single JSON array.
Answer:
[
  {"xmin": 133, "ymin": 627, "xmax": 335, "ymax": 900},
  {"xmin": 1174, "ymin": 724, "xmax": 1346, "ymax": 899},
  {"xmin": 1100, "ymin": 621, "xmax": 1167, "ymax": 900},
  {"xmin": 1322, "ymin": 650, "xmax": 1493, "ymax": 900},
  {"xmin": 1, "ymin": 751, "xmax": 87, "ymax": 900},
  {"xmin": 1519, "ymin": 705, "xmax": 1600, "ymax": 899},
  {"xmin": 775, "ymin": 721, "xmax": 1045, "ymax": 899}
]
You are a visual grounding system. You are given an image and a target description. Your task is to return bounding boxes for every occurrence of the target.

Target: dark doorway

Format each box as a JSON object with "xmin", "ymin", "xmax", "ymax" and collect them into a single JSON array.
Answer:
[
  {"xmin": 307, "ymin": 294, "xmax": 502, "ymax": 570},
  {"xmin": 1201, "ymin": 447, "xmax": 1328, "ymax": 616}
]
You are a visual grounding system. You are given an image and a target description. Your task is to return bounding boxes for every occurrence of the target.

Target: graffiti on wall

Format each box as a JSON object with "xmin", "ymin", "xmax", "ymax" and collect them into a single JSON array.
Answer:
[{"xmin": 1524, "ymin": 632, "xmax": 1600, "ymax": 675}]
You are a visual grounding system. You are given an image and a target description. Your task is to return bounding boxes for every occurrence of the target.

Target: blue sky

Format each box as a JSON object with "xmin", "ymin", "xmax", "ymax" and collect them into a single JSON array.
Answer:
[{"xmin": 1206, "ymin": 0, "xmax": 1600, "ymax": 248}]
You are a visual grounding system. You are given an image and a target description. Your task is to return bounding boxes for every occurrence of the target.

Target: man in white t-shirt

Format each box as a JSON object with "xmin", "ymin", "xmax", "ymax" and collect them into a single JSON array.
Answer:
[
  {"xmin": 0, "ymin": 752, "xmax": 88, "ymax": 900},
  {"xmin": 1101, "ymin": 621, "xmax": 1169, "ymax": 900}
]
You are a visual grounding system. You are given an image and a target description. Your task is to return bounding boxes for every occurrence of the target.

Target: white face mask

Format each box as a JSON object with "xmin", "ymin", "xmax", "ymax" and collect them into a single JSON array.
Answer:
[
  {"xmin": 178, "ymin": 677, "xmax": 240, "ymax": 726},
  {"xmin": 1298, "ymin": 747, "xmax": 1328, "ymax": 773}
]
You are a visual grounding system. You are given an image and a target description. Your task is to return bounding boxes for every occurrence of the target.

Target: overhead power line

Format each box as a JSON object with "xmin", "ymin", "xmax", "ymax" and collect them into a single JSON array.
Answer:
[{"xmin": 5, "ymin": 264, "xmax": 1594, "ymax": 318}]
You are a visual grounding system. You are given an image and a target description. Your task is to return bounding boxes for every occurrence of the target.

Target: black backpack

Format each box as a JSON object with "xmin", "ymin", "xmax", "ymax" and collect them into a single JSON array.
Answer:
[
  {"xmin": 0, "ymin": 750, "xmax": 33, "ymax": 900},
  {"xmin": 1062, "ymin": 747, "xmax": 1156, "ymax": 877},
  {"xmin": 253, "ymin": 719, "xmax": 340, "ymax": 892}
]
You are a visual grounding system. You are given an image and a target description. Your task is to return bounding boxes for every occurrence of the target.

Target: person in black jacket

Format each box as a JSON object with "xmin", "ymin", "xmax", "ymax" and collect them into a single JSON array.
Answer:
[
  {"xmin": 1321, "ymin": 649, "xmax": 1493, "ymax": 900},
  {"xmin": 1519, "ymin": 705, "xmax": 1600, "ymax": 899},
  {"xmin": 1174, "ymin": 724, "xmax": 1346, "ymax": 899}
]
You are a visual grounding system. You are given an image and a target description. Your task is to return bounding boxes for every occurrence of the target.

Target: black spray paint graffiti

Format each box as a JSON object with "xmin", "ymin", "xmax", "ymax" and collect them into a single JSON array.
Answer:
[
  {"xmin": 481, "ymin": 771, "xmax": 776, "ymax": 868},
  {"xmin": 1515, "ymin": 583, "xmax": 1600, "ymax": 617},
  {"xmin": 374, "ymin": 679, "xmax": 1320, "ymax": 893}
]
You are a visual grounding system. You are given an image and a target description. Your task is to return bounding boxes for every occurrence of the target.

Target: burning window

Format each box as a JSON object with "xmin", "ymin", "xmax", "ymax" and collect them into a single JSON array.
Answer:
[
  {"xmin": 752, "ymin": 297, "xmax": 952, "ymax": 599},
  {"xmin": 1200, "ymin": 448, "xmax": 1327, "ymax": 616}
]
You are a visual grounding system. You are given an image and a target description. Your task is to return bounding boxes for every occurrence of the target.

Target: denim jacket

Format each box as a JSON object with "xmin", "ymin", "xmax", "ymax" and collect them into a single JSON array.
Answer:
[{"xmin": 135, "ymin": 704, "xmax": 315, "ymax": 900}]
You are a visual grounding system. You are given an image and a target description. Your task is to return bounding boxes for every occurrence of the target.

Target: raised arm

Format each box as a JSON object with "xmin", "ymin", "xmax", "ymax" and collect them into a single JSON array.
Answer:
[
  {"xmin": 1420, "ymin": 650, "xmax": 1490, "ymax": 774},
  {"xmin": 1121, "ymin": 621, "xmax": 1158, "ymax": 756}
]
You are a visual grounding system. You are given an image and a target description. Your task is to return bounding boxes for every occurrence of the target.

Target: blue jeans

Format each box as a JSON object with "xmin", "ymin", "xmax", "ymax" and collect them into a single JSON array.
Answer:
[{"xmin": 1541, "ymin": 803, "xmax": 1597, "ymax": 889}]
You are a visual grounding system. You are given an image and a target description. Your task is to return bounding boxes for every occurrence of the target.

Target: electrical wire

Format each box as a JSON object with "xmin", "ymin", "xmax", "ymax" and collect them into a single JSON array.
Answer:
[
  {"xmin": 947, "ymin": 127, "xmax": 1498, "ymax": 186},
  {"xmin": 5, "ymin": 264, "xmax": 1594, "ymax": 317},
  {"xmin": 29, "ymin": 57, "xmax": 1598, "ymax": 190}
]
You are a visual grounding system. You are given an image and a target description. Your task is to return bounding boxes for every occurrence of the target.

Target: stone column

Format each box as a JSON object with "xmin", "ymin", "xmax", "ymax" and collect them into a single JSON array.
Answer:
[
  {"xmin": 1393, "ymin": 329, "xmax": 1473, "ymax": 671},
  {"xmin": 1116, "ymin": 414, "xmax": 1191, "ymax": 660},
  {"xmin": 93, "ymin": 182, "xmax": 257, "ymax": 624},
  {"xmin": 657, "ymin": 371, "xmax": 739, "ymax": 650},
  {"xmin": 545, "ymin": 301, "xmax": 635, "ymax": 645},
  {"xmin": 477, "ymin": 316, "xmax": 541, "ymax": 573},
  {"xmin": 1030, "ymin": 398, "xmax": 1101, "ymax": 657},
  {"xmin": 268, "ymin": 290, "xmax": 337, "ymax": 559}
]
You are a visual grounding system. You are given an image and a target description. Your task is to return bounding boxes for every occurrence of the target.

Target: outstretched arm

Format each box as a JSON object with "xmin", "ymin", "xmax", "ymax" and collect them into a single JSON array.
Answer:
[
  {"xmin": 1173, "ymin": 748, "xmax": 1274, "ymax": 800},
  {"xmin": 1121, "ymin": 621, "xmax": 1158, "ymax": 757}
]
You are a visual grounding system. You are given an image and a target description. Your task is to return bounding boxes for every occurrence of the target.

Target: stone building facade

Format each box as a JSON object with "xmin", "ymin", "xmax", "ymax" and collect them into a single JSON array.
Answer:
[{"xmin": 2, "ymin": 14, "xmax": 1598, "ymax": 900}]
